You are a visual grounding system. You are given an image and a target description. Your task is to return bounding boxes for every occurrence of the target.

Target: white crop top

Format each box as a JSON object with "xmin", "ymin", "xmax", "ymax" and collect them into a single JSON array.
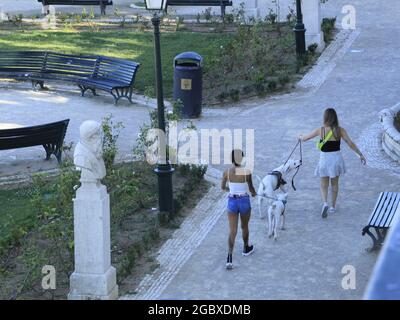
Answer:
[{"xmin": 228, "ymin": 169, "xmax": 248, "ymax": 195}]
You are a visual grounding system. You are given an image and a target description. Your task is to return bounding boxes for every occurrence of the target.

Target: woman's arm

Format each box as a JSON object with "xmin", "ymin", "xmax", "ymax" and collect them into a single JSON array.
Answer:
[
  {"xmin": 247, "ymin": 174, "xmax": 257, "ymax": 197},
  {"xmin": 221, "ymin": 170, "xmax": 229, "ymax": 192},
  {"xmin": 340, "ymin": 127, "xmax": 367, "ymax": 165},
  {"xmin": 298, "ymin": 128, "xmax": 320, "ymax": 142}
]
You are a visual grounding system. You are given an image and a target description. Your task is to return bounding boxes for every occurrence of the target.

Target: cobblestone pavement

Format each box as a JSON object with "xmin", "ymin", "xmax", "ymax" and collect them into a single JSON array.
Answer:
[{"xmin": 122, "ymin": 1, "xmax": 400, "ymax": 300}]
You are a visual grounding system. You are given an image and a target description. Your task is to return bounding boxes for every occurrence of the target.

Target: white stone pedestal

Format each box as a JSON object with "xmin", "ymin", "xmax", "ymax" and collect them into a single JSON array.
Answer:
[
  {"xmin": 68, "ymin": 183, "xmax": 118, "ymax": 300},
  {"xmin": 303, "ymin": 0, "xmax": 325, "ymax": 52}
]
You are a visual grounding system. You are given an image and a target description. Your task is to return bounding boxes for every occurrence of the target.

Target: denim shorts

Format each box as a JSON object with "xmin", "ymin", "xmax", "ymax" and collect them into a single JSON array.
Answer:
[{"xmin": 227, "ymin": 195, "xmax": 251, "ymax": 215}]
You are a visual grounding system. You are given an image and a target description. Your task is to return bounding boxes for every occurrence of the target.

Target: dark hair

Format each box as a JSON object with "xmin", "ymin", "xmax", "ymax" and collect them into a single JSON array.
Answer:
[
  {"xmin": 231, "ymin": 149, "xmax": 244, "ymax": 167},
  {"xmin": 323, "ymin": 108, "xmax": 340, "ymax": 138}
]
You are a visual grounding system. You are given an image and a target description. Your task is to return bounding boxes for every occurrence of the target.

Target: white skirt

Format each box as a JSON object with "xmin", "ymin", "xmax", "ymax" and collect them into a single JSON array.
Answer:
[{"xmin": 314, "ymin": 151, "xmax": 346, "ymax": 178}]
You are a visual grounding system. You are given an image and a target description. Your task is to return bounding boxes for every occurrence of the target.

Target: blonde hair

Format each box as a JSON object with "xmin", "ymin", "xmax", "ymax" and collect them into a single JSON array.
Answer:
[{"xmin": 323, "ymin": 108, "xmax": 340, "ymax": 138}]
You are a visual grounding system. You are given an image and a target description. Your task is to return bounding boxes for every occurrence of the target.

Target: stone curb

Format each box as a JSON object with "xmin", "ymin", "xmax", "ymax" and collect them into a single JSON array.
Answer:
[{"xmin": 298, "ymin": 28, "xmax": 361, "ymax": 91}]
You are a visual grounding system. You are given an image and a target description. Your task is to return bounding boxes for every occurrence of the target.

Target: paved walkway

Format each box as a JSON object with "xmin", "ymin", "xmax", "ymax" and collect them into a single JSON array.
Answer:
[
  {"xmin": 122, "ymin": 0, "xmax": 400, "ymax": 300},
  {"xmin": 0, "ymin": 81, "xmax": 152, "ymax": 178},
  {"xmin": 1, "ymin": 0, "xmax": 400, "ymax": 300}
]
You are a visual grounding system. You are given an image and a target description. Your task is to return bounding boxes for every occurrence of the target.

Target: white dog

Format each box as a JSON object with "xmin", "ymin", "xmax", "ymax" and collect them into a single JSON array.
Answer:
[
  {"xmin": 256, "ymin": 159, "xmax": 302, "ymax": 219},
  {"xmin": 268, "ymin": 193, "xmax": 288, "ymax": 241}
]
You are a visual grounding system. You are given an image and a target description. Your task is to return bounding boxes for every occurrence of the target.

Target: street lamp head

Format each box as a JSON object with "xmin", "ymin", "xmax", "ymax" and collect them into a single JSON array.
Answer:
[{"xmin": 144, "ymin": 0, "xmax": 167, "ymax": 11}]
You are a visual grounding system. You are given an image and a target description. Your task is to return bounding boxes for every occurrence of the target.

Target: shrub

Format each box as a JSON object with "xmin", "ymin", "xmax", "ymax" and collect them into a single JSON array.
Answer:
[
  {"xmin": 308, "ymin": 43, "xmax": 318, "ymax": 55},
  {"xmin": 229, "ymin": 89, "xmax": 240, "ymax": 102},
  {"xmin": 321, "ymin": 17, "xmax": 337, "ymax": 42},
  {"xmin": 267, "ymin": 79, "xmax": 277, "ymax": 91},
  {"xmin": 101, "ymin": 114, "xmax": 124, "ymax": 171},
  {"xmin": 278, "ymin": 73, "xmax": 291, "ymax": 86}
]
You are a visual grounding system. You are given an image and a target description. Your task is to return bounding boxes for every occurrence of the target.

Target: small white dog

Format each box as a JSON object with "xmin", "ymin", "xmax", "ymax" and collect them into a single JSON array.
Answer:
[
  {"xmin": 268, "ymin": 193, "xmax": 288, "ymax": 241},
  {"xmin": 256, "ymin": 159, "xmax": 302, "ymax": 219}
]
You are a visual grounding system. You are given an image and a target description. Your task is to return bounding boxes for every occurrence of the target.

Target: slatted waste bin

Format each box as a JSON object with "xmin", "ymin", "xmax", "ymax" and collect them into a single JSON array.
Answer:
[{"xmin": 173, "ymin": 52, "xmax": 203, "ymax": 119}]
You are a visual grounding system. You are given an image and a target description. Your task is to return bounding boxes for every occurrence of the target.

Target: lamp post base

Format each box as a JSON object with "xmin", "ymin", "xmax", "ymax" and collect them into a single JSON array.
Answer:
[
  {"xmin": 294, "ymin": 25, "xmax": 307, "ymax": 55},
  {"xmin": 155, "ymin": 164, "xmax": 175, "ymax": 213}
]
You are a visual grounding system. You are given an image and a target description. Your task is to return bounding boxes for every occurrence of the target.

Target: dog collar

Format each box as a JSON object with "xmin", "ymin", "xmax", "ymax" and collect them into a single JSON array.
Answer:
[{"xmin": 268, "ymin": 171, "xmax": 287, "ymax": 191}]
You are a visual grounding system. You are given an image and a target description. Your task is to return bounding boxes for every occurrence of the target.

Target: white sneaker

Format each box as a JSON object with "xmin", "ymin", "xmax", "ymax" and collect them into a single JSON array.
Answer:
[
  {"xmin": 321, "ymin": 204, "xmax": 328, "ymax": 218},
  {"xmin": 328, "ymin": 207, "xmax": 336, "ymax": 214},
  {"xmin": 226, "ymin": 254, "xmax": 233, "ymax": 270}
]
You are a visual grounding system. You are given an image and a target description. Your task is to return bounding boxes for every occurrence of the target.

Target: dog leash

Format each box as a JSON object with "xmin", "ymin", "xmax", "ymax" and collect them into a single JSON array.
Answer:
[
  {"xmin": 282, "ymin": 139, "xmax": 303, "ymax": 191},
  {"xmin": 257, "ymin": 193, "xmax": 279, "ymax": 201},
  {"xmin": 283, "ymin": 139, "xmax": 301, "ymax": 166},
  {"xmin": 291, "ymin": 140, "xmax": 302, "ymax": 191},
  {"xmin": 257, "ymin": 194, "xmax": 288, "ymax": 207}
]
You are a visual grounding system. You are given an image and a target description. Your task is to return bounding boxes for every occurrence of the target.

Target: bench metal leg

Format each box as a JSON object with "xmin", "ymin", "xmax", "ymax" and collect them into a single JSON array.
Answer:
[
  {"xmin": 375, "ymin": 227, "xmax": 386, "ymax": 246},
  {"xmin": 100, "ymin": 2, "xmax": 106, "ymax": 15},
  {"xmin": 363, "ymin": 226, "xmax": 386, "ymax": 252},
  {"xmin": 78, "ymin": 84, "xmax": 96, "ymax": 97},
  {"xmin": 32, "ymin": 80, "xmax": 45, "ymax": 91},
  {"xmin": 111, "ymin": 87, "xmax": 134, "ymax": 105},
  {"xmin": 221, "ymin": 5, "xmax": 226, "ymax": 17},
  {"xmin": 55, "ymin": 149, "xmax": 62, "ymax": 164},
  {"xmin": 43, "ymin": 143, "xmax": 62, "ymax": 164}
]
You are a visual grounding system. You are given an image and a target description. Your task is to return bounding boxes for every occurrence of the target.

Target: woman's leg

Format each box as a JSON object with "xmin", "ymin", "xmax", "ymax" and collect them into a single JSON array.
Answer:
[
  {"xmin": 227, "ymin": 212, "xmax": 239, "ymax": 254},
  {"xmin": 240, "ymin": 210, "xmax": 251, "ymax": 248},
  {"xmin": 330, "ymin": 177, "xmax": 339, "ymax": 208},
  {"xmin": 320, "ymin": 177, "xmax": 329, "ymax": 203}
]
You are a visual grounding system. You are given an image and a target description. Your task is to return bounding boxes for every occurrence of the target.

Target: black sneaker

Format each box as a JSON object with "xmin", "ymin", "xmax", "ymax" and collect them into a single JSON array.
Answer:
[
  {"xmin": 321, "ymin": 204, "xmax": 329, "ymax": 219},
  {"xmin": 242, "ymin": 245, "xmax": 254, "ymax": 256},
  {"xmin": 226, "ymin": 253, "xmax": 233, "ymax": 270}
]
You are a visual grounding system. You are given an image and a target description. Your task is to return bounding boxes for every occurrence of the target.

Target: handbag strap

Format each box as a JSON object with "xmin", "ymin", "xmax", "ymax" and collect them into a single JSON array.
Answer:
[{"xmin": 318, "ymin": 129, "xmax": 333, "ymax": 150}]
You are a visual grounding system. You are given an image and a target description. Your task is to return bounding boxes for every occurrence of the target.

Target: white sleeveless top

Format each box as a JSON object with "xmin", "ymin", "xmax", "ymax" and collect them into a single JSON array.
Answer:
[{"xmin": 228, "ymin": 168, "xmax": 248, "ymax": 196}]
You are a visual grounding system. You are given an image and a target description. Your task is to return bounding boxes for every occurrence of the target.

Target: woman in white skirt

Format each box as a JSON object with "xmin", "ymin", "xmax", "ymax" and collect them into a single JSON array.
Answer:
[{"xmin": 298, "ymin": 108, "xmax": 366, "ymax": 218}]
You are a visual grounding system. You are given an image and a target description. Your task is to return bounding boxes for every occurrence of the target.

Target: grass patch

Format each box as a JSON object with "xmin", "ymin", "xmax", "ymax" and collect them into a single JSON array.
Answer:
[
  {"xmin": 0, "ymin": 160, "xmax": 209, "ymax": 299},
  {"xmin": 0, "ymin": 188, "xmax": 35, "ymax": 255},
  {"xmin": 0, "ymin": 28, "xmax": 230, "ymax": 98},
  {"xmin": 0, "ymin": 20, "xmax": 315, "ymax": 103}
]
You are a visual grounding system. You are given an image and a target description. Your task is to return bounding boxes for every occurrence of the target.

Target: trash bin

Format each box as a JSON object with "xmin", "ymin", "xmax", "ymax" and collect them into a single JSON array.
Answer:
[{"xmin": 173, "ymin": 52, "xmax": 203, "ymax": 119}]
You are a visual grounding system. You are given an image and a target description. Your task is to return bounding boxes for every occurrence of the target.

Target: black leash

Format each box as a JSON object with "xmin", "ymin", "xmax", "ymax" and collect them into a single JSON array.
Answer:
[
  {"xmin": 282, "ymin": 140, "xmax": 303, "ymax": 191},
  {"xmin": 283, "ymin": 139, "xmax": 301, "ymax": 166},
  {"xmin": 290, "ymin": 140, "xmax": 302, "ymax": 191}
]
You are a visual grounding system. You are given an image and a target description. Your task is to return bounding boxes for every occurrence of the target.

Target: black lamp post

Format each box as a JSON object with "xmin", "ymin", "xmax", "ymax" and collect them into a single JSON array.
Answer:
[
  {"xmin": 294, "ymin": 0, "xmax": 306, "ymax": 55},
  {"xmin": 145, "ymin": 0, "xmax": 174, "ymax": 214}
]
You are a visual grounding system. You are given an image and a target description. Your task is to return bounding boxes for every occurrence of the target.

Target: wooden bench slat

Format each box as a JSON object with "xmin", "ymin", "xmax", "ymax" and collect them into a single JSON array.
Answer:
[
  {"xmin": 373, "ymin": 192, "xmax": 392, "ymax": 226},
  {"xmin": 0, "ymin": 51, "xmax": 140, "ymax": 104},
  {"xmin": 0, "ymin": 120, "xmax": 69, "ymax": 163},
  {"xmin": 377, "ymin": 192, "xmax": 398, "ymax": 227},
  {"xmin": 382, "ymin": 194, "xmax": 400, "ymax": 228},
  {"xmin": 368, "ymin": 192, "xmax": 386, "ymax": 225},
  {"xmin": 38, "ymin": 0, "xmax": 113, "ymax": 15}
]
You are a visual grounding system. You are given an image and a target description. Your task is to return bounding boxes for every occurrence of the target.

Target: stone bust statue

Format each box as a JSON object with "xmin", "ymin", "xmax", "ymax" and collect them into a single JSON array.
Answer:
[{"xmin": 74, "ymin": 120, "xmax": 106, "ymax": 183}]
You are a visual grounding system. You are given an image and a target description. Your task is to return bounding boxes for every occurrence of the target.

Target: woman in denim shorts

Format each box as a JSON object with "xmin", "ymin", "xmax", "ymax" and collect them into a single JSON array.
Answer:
[{"xmin": 221, "ymin": 149, "xmax": 257, "ymax": 270}]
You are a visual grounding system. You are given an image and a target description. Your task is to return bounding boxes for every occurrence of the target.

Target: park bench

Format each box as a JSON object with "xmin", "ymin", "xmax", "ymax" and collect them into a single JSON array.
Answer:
[
  {"xmin": 0, "ymin": 51, "xmax": 140, "ymax": 105},
  {"xmin": 362, "ymin": 191, "xmax": 400, "ymax": 251},
  {"xmin": 37, "ymin": 0, "xmax": 113, "ymax": 15},
  {"xmin": 0, "ymin": 119, "xmax": 70, "ymax": 164},
  {"xmin": 77, "ymin": 56, "xmax": 140, "ymax": 105},
  {"xmin": 167, "ymin": 0, "xmax": 233, "ymax": 16}
]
